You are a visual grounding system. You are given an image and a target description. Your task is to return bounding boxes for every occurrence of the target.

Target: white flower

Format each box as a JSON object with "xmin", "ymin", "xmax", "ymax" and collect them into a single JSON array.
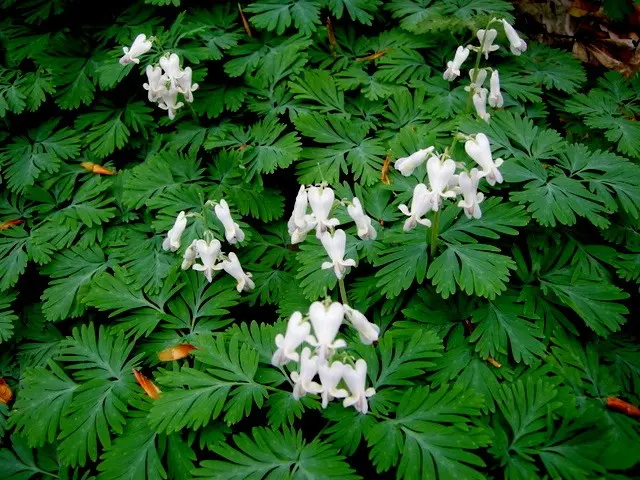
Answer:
[
  {"xmin": 464, "ymin": 133, "xmax": 504, "ymax": 186},
  {"xmin": 157, "ymin": 87, "xmax": 184, "ymax": 120},
  {"xmin": 176, "ymin": 66, "xmax": 198, "ymax": 103},
  {"xmin": 342, "ymin": 359, "xmax": 375, "ymax": 414},
  {"xmin": 159, "ymin": 53, "xmax": 184, "ymax": 85},
  {"xmin": 467, "ymin": 68, "xmax": 487, "ymax": 89},
  {"xmin": 192, "ymin": 239, "xmax": 221, "ymax": 282},
  {"xmin": 457, "ymin": 169, "xmax": 485, "ymax": 219},
  {"xmin": 162, "ymin": 211, "xmax": 187, "ymax": 252},
  {"xmin": 306, "ymin": 301, "xmax": 347, "ymax": 362},
  {"xmin": 398, "ymin": 183, "xmax": 433, "ymax": 231},
  {"xmin": 181, "ymin": 239, "xmax": 198, "ymax": 270},
  {"xmin": 318, "ymin": 361, "xmax": 349, "ymax": 408},
  {"xmin": 502, "ymin": 20, "xmax": 527, "ymax": 55},
  {"xmin": 271, "ymin": 312, "xmax": 311, "ymax": 366},
  {"xmin": 290, "ymin": 347, "xmax": 322, "ymax": 400},
  {"xmin": 427, "ymin": 154, "xmax": 458, "ymax": 210},
  {"xmin": 288, "ymin": 185, "xmax": 317, "ymax": 244},
  {"xmin": 344, "ymin": 306, "xmax": 380, "ymax": 345},
  {"xmin": 307, "ymin": 186, "xmax": 339, "ymax": 238},
  {"xmin": 472, "ymin": 88, "xmax": 490, "ymax": 122},
  {"xmin": 488, "ymin": 70, "xmax": 503, "ymax": 108},
  {"xmin": 143, "ymin": 65, "xmax": 166, "ymax": 102},
  {"xmin": 347, "ymin": 198, "xmax": 377, "ymax": 241},
  {"xmin": 476, "ymin": 29, "xmax": 499, "ymax": 59},
  {"xmin": 214, "ymin": 199, "xmax": 245, "ymax": 244},
  {"xmin": 443, "ymin": 46, "xmax": 470, "ymax": 81},
  {"xmin": 119, "ymin": 34, "xmax": 152, "ymax": 65},
  {"xmin": 216, "ymin": 252, "xmax": 254, "ymax": 292},
  {"xmin": 320, "ymin": 229, "xmax": 357, "ymax": 280},
  {"xmin": 394, "ymin": 147, "xmax": 434, "ymax": 177}
]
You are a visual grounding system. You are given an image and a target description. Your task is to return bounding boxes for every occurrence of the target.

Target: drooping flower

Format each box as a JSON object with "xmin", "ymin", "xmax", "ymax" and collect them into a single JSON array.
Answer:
[
  {"xmin": 214, "ymin": 199, "xmax": 245, "ymax": 244},
  {"xmin": 443, "ymin": 46, "xmax": 470, "ymax": 81},
  {"xmin": 347, "ymin": 197, "xmax": 377, "ymax": 241},
  {"xmin": 472, "ymin": 88, "xmax": 490, "ymax": 122},
  {"xmin": 143, "ymin": 65, "xmax": 166, "ymax": 102},
  {"xmin": 398, "ymin": 183, "xmax": 433, "ymax": 231},
  {"xmin": 501, "ymin": 20, "xmax": 528, "ymax": 56},
  {"xmin": 488, "ymin": 70, "xmax": 503, "ymax": 108},
  {"xmin": 464, "ymin": 133, "xmax": 504, "ymax": 186},
  {"xmin": 272, "ymin": 312, "xmax": 311, "ymax": 366},
  {"xmin": 318, "ymin": 361, "xmax": 349, "ymax": 408},
  {"xmin": 216, "ymin": 252, "xmax": 254, "ymax": 292},
  {"xmin": 288, "ymin": 185, "xmax": 317, "ymax": 244},
  {"xmin": 344, "ymin": 306, "xmax": 380, "ymax": 345},
  {"xmin": 157, "ymin": 87, "xmax": 184, "ymax": 120},
  {"xmin": 176, "ymin": 66, "xmax": 198, "ymax": 103},
  {"xmin": 476, "ymin": 29, "xmax": 499, "ymax": 59},
  {"xmin": 159, "ymin": 53, "xmax": 184, "ymax": 85},
  {"xmin": 162, "ymin": 211, "xmax": 187, "ymax": 252},
  {"xmin": 468, "ymin": 68, "xmax": 488, "ymax": 89},
  {"xmin": 192, "ymin": 239, "xmax": 221, "ymax": 282},
  {"xmin": 427, "ymin": 154, "xmax": 458, "ymax": 210},
  {"xmin": 290, "ymin": 347, "xmax": 323, "ymax": 400},
  {"xmin": 457, "ymin": 169, "xmax": 485, "ymax": 219},
  {"xmin": 320, "ymin": 229, "xmax": 357, "ymax": 280},
  {"xmin": 307, "ymin": 186, "xmax": 339, "ymax": 238},
  {"xmin": 306, "ymin": 301, "xmax": 346, "ymax": 362},
  {"xmin": 342, "ymin": 359, "xmax": 376, "ymax": 414},
  {"xmin": 181, "ymin": 239, "xmax": 198, "ymax": 270},
  {"xmin": 394, "ymin": 147, "xmax": 434, "ymax": 177},
  {"xmin": 119, "ymin": 34, "xmax": 152, "ymax": 65}
]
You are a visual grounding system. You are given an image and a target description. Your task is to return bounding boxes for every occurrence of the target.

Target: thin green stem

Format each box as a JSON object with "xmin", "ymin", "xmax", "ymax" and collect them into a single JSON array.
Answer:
[
  {"xmin": 186, "ymin": 101, "xmax": 200, "ymax": 124},
  {"xmin": 430, "ymin": 210, "xmax": 440, "ymax": 257},
  {"xmin": 338, "ymin": 278, "xmax": 349, "ymax": 306}
]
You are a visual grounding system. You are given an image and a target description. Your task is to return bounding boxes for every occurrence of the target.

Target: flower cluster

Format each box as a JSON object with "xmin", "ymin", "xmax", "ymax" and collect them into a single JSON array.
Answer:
[
  {"xmin": 119, "ymin": 34, "xmax": 198, "ymax": 119},
  {"xmin": 395, "ymin": 133, "xmax": 503, "ymax": 224},
  {"xmin": 272, "ymin": 300, "xmax": 379, "ymax": 414},
  {"xmin": 443, "ymin": 19, "xmax": 527, "ymax": 122},
  {"xmin": 287, "ymin": 184, "xmax": 376, "ymax": 279},
  {"xmin": 161, "ymin": 200, "xmax": 253, "ymax": 292}
]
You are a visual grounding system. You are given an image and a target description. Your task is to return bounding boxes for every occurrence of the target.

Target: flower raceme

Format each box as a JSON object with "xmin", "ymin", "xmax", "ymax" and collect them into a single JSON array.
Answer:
[
  {"xmin": 161, "ymin": 201, "xmax": 254, "ymax": 291},
  {"xmin": 119, "ymin": 34, "xmax": 198, "ymax": 120},
  {"xmin": 271, "ymin": 301, "xmax": 378, "ymax": 414},
  {"xmin": 444, "ymin": 18, "xmax": 528, "ymax": 122},
  {"xmin": 394, "ymin": 134, "xmax": 504, "ymax": 225}
]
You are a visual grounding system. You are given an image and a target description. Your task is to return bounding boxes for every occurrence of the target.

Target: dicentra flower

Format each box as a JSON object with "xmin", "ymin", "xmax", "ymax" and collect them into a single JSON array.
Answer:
[
  {"xmin": 443, "ymin": 46, "xmax": 470, "ymax": 81},
  {"xmin": 344, "ymin": 306, "xmax": 380, "ymax": 345},
  {"xmin": 272, "ymin": 312, "xmax": 311, "ymax": 366},
  {"xmin": 488, "ymin": 70, "xmax": 503, "ymax": 108},
  {"xmin": 318, "ymin": 361, "xmax": 349, "ymax": 408},
  {"xmin": 457, "ymin": 169, "xmax": 485, "ymax": 219},
  {"xmin": 216, "ymin": 252, "xmax": 254, "ymax": 292},
  {"xmin": 214, "ymin": 200, "xmax": 245, "ymax": 244},
  {"xmin": 398, "ymin": 183, "xmax": 433, "ymax": 231},
  {"xmin": 342, "ymin": 359, "xmax": 376, "ymax": 414},
  {"xmin": 306, "ymin": 301, "xmax": 347, "ymax": 362},
  {"xmin": 427, "ymin": 154, "xmax": 458, "ymax": 210},
  {"xmin": 502, "ymin": 20, "xmax": 528, "ymax": 55},
  {"xmin": 320, "ymin": 229, "xmax": 356, "ymax": 280},
  {"xmin": 347, "ymin": 197, "xmax": 377, "ymax": 241},
  {"xmin": 290, "ymin": 347, "xmax": 322, "ymax": 399},
  {"xmin": 192, "ymin": 239, "xmax": 221, "ymax": 283},
  {"xmin": 464, "ymin": 133, "xmax": 504, "ymax": 185},
  {"xmin": 476, "ymin": 29, "xmax": 499, "ymax": 59},
  {"xmin": 308, "ymin": 186, "xmax": 339, "ymax": 238},
  {"xmin": 162, "ymin": 211, "xmax": 187, "ymax": 252},
  {"xmin": 394, "ymin": 147, "xmax": 434, "ymax": 177},
  {"xmin": 119, "ymin": 34, "xmax": 152, "ymax": 65}
]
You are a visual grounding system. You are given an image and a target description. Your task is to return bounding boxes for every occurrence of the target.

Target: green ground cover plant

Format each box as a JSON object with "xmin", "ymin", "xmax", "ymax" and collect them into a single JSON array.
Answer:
[{"xmin": 0, "ymin": 0, "xmax": 639, "ymax": 478}]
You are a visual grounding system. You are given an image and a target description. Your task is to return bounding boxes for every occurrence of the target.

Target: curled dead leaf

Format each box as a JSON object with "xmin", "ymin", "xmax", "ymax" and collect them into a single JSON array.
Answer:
[
  {"xmin": 0, "ymin": 378, "xmax": 13, "ymax": 404},
  {"xmin": 356, "ymin": 48, "xmax": 392, "ymax": 62},
  {"xmin": 607, "ymin": 396, "xmax": 640, "ymax": 417},
  {"xmin": 380, "ymin": 153, "xmax": 392, "ymax": 185},
  {"xmin": 326, "ymin": 16, "xmax": 337, "ymax": 50},
  {"xmin": 158, "ymin": 344, "xmax": 197, "ymax": 361},
  {"xmin": 238, "ymin": 3, "xmax": 252, "ymax": 37},
  {"xmin": 133, "ymin": 369, "xmax": 161, "ymax": 400},
  {"xmin": 81, "ymin": 162, "xmax": 116, "ymax": 175},
  {"xmin": 0, "ymin": 219, "xmax": 24, "ymax": 231}
]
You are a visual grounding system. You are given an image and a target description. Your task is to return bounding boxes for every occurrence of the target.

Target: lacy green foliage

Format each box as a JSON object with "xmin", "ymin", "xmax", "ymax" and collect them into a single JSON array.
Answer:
[{"xmin": 0, "ymin": 0, "xmax": 639, "ymax": 478}]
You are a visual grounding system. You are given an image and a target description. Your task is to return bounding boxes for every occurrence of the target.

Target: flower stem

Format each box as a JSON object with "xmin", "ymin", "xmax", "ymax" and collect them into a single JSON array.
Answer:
[
  {"xmin": 430, "ymin": 210, "xmax": 440, "ymax": 257},
  {"xmin": 338, "ymin": 278, "xmax": 349, "ymax": 306},
  {"xmin": 465, "ymin": 19, "xmax": 493, "ymax": 114}
]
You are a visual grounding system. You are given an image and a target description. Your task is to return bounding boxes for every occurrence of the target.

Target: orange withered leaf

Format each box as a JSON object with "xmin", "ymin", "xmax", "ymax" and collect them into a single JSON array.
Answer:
[
  {"xmin": 356, "ymin": 48, "xmax": 392, "ymax": 62},
  {"xmin": 81, "ymin": 162, "xmax": 116, "ymax": 175},
  {"xmin": 486, "ymin": 357, "xmax": 502, "ymax": 368},
  {"xmin": 0, "ymin": 219, "xmax": 24, "ymax": 231},
  {"xmin": 380, "ymin": 153, "xmax": 391, "ymax": 185},
  {"xmin": 326, "ymin": 16, "xmax": 336, "ymax": 50},
  {"xmin": 238, "ymin": 4, "xmax": 253, "ymax": 37},
  {"xmin": 0, "ymin": 378, "xmax": 13, "ymax": 404},
  {"xmin": 158, "ymin": 344, "xmax": 197, "ymax": 361},
  {"xmin": 133, "ymin": 369, "xmax": 161, "ymax": 400},
  {"xmin": 607, "ymin": 396, "xmax": 640, "ymax": 417}
]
